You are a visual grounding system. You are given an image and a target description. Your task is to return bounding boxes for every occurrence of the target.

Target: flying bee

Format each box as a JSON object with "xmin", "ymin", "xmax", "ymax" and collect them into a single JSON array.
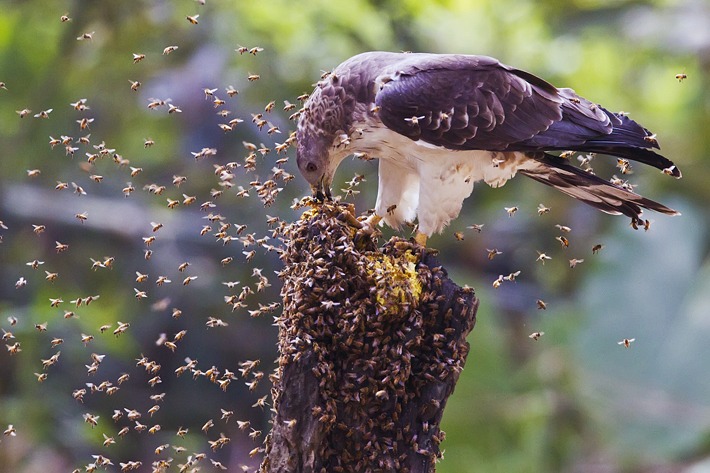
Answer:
[
  {"xmin": 16, "ymin": 109, "xmax": 31, "ymax": 118},
  {"xmin": 247, "ymin": 73, "xmax": 260, "ymax": 81},
  {"xmin": 33, "ymin": 109, "xmax": 53, "ymax": 119},
  {"xmin": 559, "ymin": 150, "xmax": 576, "ymax": 159},
  {"xmin": 592, "ymin": 243, "xmax": 604, "ymax": 254},
  {"xmin": 128, "ymin": 80, "xmax": 141, "ymax": 91},
  {"xmin": 555, "ymin": 224, "xmax": 571, "ymax": 233},
  {"xmin": 201, "ymin": 419, "xmax": 214, "ymax": 433},
  {"xmin": 60, "ymin": 14, "xmax": 71, "ymax": 22},
  {"xmin": 75, "ymin": 212, "xmax": 88, "ymax": 223},
  {"xmin": 537, "ymin": 203, "xmax": 550, "ymax": 215},
  {"xmin": 556, "ymin": 235, "xmax": 569, "ymax": 248},
  {"xmin": 404, "ymin": 115, "xmax": 425, "ymax": 126},
  {"xmin": 226, "ymin": 86, "xmax": 238, "ymax": 97},
  {"xmin": 113, "ymin": 322, "xmax": 130, "ymax": 336},
  {"xmin": 618, "ymin": 338, "xmax": 635, "ymax": 348},
  {"xmin": 77, "ymin": 31, "xmax": 95, "ymax": 41},
  {"xmin": 616, "ymin": 158, "xmax": 632, "ymax": 174},
  {"xmin": 32, "ymin": 224, "xmax": 46, "ymax": 234},
  {"xmin": 252, "ymin": 395, "xmax": 268, "ymax": 409},
  {"xmin": 536, "ymin": 299, "xmax": 547, "ymax": 310},
  {"xmin": 166, "ymin": 198, "xmax": 179, "ymax": 209},
  {"xmin": 186, "ymin": 14, "xmax": 199, "ymax": 24},
  {"xmin": 486, "ymin": 248, "xmax": 502, "ymax": 260},
  {"xmin": 6, "ymin": 342, "xmax": 21, "ymax": 355},
  {"xmin": 128, "ymin": 166, "xmax": 142, "ymax": 177},
  {"xmin": 134, "ymin": 288, "xmax": 147, "ymax": 299},
  {"xmin": 504, "ymin": 206, "xmax": 518, "ymax": 217},
  {"xmin": 182, "ymin": 276, "xmax": 197, "ymax": 286},
  {"xmin": 147, "ymin": 98, "xmax": 165, "ymax": 109},
  {"xmin": 45, "ymin": 271, "xmax": 58, "ymax": 282},
  {"xmin": 250, "ymin": 46, "xmax": 264, "ymax": 55},
  {"xmin": 536, "ymin": 252, "xmax": 552, "ymax": 264},
  {"xmin": 162, "ymin": 45, "xmax": 178, "ymax": 55},
  {"xmin": 529, "ymin": 331, "xmax": 545, "ymax": 341},
  {"xmin": 70, "ymin": 183, "xmax": 87, "ymax": 196},
  {"xmin": 27, "ymin": 169, "xmax": 41, "ymax": 177},
  {"xmin": 83, "ymin": 413, "xmax": 99, "ymax": 428},
  {"xmin": 504, "ymin": 271, "xmax": 521, "ymax": 281},
  {"xmin": 34, "ymin": 372, "xmax": 48, "ymax": 382},
  {"xmin": 568, "ymin": 258, "xmax": 584, "ymax": 268},
  {"xmin": 154, "ymin": 444, "xmax": 168, "ymax": 455},
  {"xmin": 675, "ymin": 73, "xmax": 687, "ymax": 82},
  {"xmin": 492, "ymin": 275, "xmax": 504, "ymax": 289},
  {"xmin": 167, "ymin": 103, "xmax": 181, "ymax": 113},
  {"xmin": 27, "ymin": 259, "xmax": 45, "ymax": 269},
  {"xmin": 643, "ymin": 133, "xmax": 659, "ymax": 147},
  {"xmin": 155, "ymin": 276, "xmax": 171, "ymax": 286},
  {"xmin": 15, "ymin": 277, "xmax": 26, "ymax": 289},
  {"xmin": 77, "ymin": 117, "xmax": 94, "ymax": 129}
]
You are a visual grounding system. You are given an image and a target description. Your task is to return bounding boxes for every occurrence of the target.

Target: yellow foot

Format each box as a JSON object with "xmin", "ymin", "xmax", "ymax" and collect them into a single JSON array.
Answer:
[{"xmin": 414, "ymin": 232, "xmax": 428, "ymax": 247}]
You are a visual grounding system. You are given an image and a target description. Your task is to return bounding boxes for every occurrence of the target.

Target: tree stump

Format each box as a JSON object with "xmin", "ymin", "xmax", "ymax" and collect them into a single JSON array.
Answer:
[{"xmin": 262, "ymin": 201, "xmax": 479, "ymax": 473}]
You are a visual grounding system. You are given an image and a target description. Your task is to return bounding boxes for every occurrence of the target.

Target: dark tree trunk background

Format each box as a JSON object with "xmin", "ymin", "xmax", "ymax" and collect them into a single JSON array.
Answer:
[{"xmin": 262, "ymin": 202, "xmax": 478, "ymax": 473}]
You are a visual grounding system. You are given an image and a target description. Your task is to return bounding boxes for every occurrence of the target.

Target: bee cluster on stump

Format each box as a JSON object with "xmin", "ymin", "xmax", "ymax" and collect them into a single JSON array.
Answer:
[{"xmin": 263, "ymin": 201, "xmax": 479, "ymax": 473}]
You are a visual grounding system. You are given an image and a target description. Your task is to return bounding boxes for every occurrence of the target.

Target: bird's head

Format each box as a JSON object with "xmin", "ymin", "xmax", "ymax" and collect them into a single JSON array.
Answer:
[
  {"xmin": 296, "ymin": 83, "xmax": 353, "ymax": 202},
  {"xmin": 296, "ymin": 129, "xmax": 333, "ymax": 201}
]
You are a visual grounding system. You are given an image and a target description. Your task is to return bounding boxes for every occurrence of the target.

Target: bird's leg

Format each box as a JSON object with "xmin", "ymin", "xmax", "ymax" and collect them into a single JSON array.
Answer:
[{"xmin": 414, "ymin": 232, "xmax": 428, "ymax": 247}]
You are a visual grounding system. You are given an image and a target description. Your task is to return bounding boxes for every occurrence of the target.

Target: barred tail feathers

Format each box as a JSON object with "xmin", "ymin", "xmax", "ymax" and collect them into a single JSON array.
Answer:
[{"xmin": 519, "ymin": 154, "xmax": 680, "ymax": 221}]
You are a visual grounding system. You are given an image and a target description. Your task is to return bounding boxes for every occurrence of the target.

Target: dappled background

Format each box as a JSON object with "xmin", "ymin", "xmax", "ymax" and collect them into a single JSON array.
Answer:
[{"xmin": 0, "ymin": 0, "xmax": 709, "ymax": 472}]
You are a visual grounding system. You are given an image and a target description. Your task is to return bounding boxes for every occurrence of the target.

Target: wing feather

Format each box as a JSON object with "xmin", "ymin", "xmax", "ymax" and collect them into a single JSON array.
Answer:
[{"xmin": 373, "ymin": 54, "xmax": 681, "ymax": 177}]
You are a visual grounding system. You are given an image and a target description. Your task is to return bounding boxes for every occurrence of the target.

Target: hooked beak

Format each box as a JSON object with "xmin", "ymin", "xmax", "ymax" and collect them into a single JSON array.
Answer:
[{"xmin": 311, "ymin": 175, "xmax": 332, "ymax": 202}]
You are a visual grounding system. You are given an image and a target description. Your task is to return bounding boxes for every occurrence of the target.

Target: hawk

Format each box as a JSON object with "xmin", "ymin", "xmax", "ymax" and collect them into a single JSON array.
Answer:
[{"xmin": 296, "ymin": 52, "xmax": 681, "ymax": 245}]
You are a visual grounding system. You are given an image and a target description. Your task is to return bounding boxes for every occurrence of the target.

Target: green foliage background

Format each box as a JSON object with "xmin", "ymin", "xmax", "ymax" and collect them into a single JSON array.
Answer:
[{"xmin": 0, "ymin": 0, "xmax": 708, "ymax": 472}]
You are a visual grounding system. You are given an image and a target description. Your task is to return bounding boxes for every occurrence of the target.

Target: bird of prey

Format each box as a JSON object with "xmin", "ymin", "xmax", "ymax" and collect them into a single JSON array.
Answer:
[{"xmin": 296, "ymin": 52, "xmax": 680, "ymax": 246}]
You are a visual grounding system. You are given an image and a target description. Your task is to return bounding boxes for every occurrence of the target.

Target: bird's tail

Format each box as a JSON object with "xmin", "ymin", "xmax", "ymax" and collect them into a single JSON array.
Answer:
[
  {"xmin": 535, "ymin": 108, "xmax": 682, "ymax": 178},
  {"xmin": 578, "ymin": 109, "xmax": 681, "ymax": 177},
  {"xmin": 519, "ymin": 153, "xmax": 680, "ymax": 223}
]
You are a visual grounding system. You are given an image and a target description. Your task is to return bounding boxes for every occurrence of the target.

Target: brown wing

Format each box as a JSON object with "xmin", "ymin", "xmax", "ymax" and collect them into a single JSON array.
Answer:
[{"xmin": 374, "ymin": 55, "xmax": 680, "ymax": 176}]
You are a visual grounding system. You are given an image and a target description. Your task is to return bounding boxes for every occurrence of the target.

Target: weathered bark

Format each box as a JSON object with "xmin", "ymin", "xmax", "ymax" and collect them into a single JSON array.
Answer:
[{"xmin": 262, "ymin": 202, "xmax": 478, "ymax": 473}]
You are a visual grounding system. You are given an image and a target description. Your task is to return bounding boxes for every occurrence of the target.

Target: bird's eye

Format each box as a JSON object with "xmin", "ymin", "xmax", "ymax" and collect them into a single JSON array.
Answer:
[{"xmin": 305, "ymin": 163, "xmax": 318, "ymax": 173}]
